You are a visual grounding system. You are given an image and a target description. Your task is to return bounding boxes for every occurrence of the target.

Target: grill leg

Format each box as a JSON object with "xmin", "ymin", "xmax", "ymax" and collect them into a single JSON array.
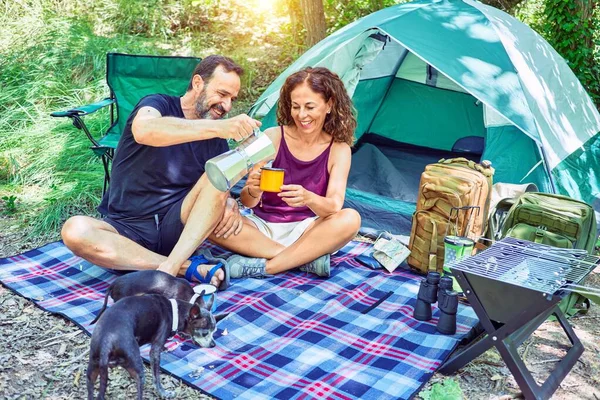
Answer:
[
  {"xmin": 496, "ymin": 305, "xmax": 583, "ymax": 400},
  {"xmin": 496, "ymin": 328, "xmax": 542, "ymax": 400},
  {"xmin": 439, "ymin": 329, "xmax": 492, "ymax": 374},
  {"xmin": 442, "ymin": 307, "xmax": 583, "ymax": 400},
  {"xmin": 441, "ymin": 271, "xmax": 584, "ymax": 400}
]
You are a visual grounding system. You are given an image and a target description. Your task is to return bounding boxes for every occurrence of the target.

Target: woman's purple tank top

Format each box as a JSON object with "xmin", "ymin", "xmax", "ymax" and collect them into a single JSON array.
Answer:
[{"xmin": 254, "ymin": 126, "xmax": 333, "ymax": 223}]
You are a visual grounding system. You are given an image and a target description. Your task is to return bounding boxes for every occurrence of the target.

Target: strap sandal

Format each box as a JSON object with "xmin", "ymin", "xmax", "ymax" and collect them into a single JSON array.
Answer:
[{"xmin": 184, "ymin": 250, "xmax": 230, "ymax": 291}]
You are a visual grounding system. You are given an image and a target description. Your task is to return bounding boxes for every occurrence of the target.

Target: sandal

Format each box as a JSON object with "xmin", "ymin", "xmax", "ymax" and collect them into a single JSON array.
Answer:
[{"xmin": 184, "ymin": 249, "xmax": 230, "ymax": 291}]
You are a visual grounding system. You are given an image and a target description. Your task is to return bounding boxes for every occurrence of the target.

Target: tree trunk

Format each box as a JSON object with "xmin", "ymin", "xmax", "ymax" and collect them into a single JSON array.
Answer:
[
  {"xmin": 300, "ymin": 0, "xmax": 327, "ymax": 47},
  {"xmin": 575, "ymin": 0, "xmax": 596, "ymax": 51},
  {"xmin": 286, "ymin": 0, "xmax": 303, "ymax": 43}
]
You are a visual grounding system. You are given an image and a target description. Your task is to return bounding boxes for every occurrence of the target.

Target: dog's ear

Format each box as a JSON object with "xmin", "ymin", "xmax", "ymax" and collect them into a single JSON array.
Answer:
[
  {"xmin": 214, "ymin": 313, "xmax": 229, "ymax": 323},
  {"xmin": 197, "ymin": 295, "xmax": 206, "ymax": 310},
  {"xmin": 204, "ymin": 293, "xmax": 215, "ymax": 311},
  {"xmin": 189, "ymin": 304, "xmax": 201, "ymax": 319}
]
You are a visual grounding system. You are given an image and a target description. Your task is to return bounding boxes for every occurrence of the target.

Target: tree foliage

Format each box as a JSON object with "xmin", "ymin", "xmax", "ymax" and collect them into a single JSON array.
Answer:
[
  {"xmin": 323, "ymin": 0, "xmax": 405, "ymax": 33},
  {"xmin": 480, "ymin": 0, "xmax": 526, "ymax": 12},
  {"xmin": 541, "ymin": 0, "xmax": 599, "ymax": 105}
]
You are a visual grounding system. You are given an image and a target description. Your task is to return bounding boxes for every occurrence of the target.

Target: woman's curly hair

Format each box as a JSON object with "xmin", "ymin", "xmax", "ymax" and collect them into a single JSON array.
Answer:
[{"xmin": 277, "ymin": 67, "xmax": 356, "ymax": 146}]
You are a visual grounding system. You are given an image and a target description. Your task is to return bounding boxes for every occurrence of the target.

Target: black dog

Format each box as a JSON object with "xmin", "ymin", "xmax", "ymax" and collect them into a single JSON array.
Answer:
[
  {"xmin": 91, "ymin": 270, "xmax": 198, "ymax": 324},
  {"xmin": 86, "ymin": 293, "xmax": 227, "ymax": 399}
]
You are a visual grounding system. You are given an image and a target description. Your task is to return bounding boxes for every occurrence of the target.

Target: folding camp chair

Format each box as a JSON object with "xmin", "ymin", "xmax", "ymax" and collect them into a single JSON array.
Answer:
[{"xmin": 51, "ymin": 53, "xmax": 201, "ymax": 194}]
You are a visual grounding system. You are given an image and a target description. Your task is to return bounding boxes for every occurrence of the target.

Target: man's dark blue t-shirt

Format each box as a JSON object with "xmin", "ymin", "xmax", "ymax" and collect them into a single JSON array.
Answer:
[{"xmin": 97, "ymin": 94, "xmax": 228, "ymax": 218}]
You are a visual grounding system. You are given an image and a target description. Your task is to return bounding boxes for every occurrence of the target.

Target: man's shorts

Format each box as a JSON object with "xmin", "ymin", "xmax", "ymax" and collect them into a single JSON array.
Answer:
[
  {"xmin": 244, "ymin": 212, "xmax": 318, "ymax": 247},
  {"xmin": 103, "ymin": 196, "xmax": 185, "ymax": 256}
]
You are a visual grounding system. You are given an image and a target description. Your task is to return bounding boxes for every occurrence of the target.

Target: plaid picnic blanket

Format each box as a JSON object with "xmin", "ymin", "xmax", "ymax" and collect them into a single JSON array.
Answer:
[{"xmin": 0, "ymin": 240, "xmax": 478, "ymax": 400}]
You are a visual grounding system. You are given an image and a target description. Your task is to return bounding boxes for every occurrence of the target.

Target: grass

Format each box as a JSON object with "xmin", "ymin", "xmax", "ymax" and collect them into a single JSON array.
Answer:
[{"xmin": 0, "ymin": 0, "xmax": 298, "ymax": 239}]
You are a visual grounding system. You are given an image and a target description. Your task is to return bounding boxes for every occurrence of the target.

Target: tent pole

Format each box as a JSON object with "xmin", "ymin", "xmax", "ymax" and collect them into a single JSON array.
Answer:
[
  {"xmin": 248, "ymin": 97, "xmax": 268, "ymax": 118},
  {"xmin": 537, "ymin": 142, "xmax": 557, "ymax": 194},
  {"xmin": 364, "ymin": 46, "xmax": 409, "ymax": 135}
]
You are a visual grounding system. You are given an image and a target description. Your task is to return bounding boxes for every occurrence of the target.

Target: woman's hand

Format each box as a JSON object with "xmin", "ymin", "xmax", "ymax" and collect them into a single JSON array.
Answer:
[
  {"xmin": 245, "ymin": 169, "xmax": 263, "ymax": 198},
  {"xmin": 278, "ymin": 184, "xmax": 313, "ymax": 207}
]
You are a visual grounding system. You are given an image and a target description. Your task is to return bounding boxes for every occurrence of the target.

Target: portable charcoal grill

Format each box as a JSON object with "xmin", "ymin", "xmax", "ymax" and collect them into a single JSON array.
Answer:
[{"xmin": 439, "ymin": 237, "xmax": 600, "ymax": 400}]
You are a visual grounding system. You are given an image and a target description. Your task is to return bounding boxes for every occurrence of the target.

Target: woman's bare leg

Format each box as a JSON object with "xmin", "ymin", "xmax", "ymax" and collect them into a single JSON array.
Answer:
[
  {"xmin": 264, "ymin": 208, "xmax": 361, "ymax": 274},
  {"xmin": 209, "ymin": 218, "xmax": 285, "ymax": 259}
]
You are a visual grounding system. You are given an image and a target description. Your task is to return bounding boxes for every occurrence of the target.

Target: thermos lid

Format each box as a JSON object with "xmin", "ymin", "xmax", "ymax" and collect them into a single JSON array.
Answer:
[
  {"xmin": 444, "ymin": 235, "xmax": 463, "ymax": 246},
  {"xmin": 457, "ymin": 237, "xmax": 475, "ymax": 246}
]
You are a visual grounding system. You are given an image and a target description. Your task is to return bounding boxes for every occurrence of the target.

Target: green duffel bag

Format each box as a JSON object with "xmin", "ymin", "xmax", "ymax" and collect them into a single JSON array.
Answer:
[{"xmin": 501, "ymin": 192, "xmax": 597, "ymax": 317}]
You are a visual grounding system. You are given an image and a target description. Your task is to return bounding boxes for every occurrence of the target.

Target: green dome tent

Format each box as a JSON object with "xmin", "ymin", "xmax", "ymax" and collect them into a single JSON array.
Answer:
[{"xmin": 249, "ymin": 0, "xmax": 600, "ymax": 234}]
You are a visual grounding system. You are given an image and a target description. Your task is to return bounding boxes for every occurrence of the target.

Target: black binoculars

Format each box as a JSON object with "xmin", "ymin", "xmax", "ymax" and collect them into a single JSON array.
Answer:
[
  {"xmin": 437, "ymin": 288, "xmax": 458, "ymax": 335},
  {"xmin": 413, "ymin": 272, "xmax": 458, "ymax": 335},
  {"xmin": 414, "ymin": 272, "xmax": 440, "ymax": 321}
]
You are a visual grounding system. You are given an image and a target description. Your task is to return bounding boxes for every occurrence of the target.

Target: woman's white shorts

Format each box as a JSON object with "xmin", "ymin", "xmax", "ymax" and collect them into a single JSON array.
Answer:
[{"xmin": 244, "ymin": 212, "xmax": 318, "ymax": 247}]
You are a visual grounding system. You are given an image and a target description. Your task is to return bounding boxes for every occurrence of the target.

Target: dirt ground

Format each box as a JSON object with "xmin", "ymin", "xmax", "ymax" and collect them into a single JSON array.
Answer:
[{"xmin": 1, "ymin": 214, "xmax": 599, "ymax": 400}]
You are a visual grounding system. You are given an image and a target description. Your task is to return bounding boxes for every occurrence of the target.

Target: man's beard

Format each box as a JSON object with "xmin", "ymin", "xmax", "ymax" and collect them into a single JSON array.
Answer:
[{"xmin": 195, "ymin": 90, "xmax": 226, "ymax": 120}]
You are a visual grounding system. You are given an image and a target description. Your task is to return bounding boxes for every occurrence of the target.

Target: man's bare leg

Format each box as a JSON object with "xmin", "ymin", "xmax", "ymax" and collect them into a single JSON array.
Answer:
[
  {"xmin": 61, "ymin": 216, "xmax": 165, "ymax": 270},
  {"xmin": 62, "ymin": 174, "xmax": 231, "ymax": 286},
  {"xmin": 61, "ymin": 216, "xmax": 223, "ymax": 285},
  {"xmin": 157, "ymin": 174, "xmax": 228, "ymax": 278}
]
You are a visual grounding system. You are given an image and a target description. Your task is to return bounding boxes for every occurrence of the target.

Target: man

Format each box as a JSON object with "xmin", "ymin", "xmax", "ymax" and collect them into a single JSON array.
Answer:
[{"xmin": 61, "ymin": 55, "xmax": 260, "ymax": 289}]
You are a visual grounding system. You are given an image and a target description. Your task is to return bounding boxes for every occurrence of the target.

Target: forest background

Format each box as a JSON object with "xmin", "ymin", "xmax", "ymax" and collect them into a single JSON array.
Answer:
[{"xmin": 0, "ymin": 0, "xmax": 598, "ymax": 231}]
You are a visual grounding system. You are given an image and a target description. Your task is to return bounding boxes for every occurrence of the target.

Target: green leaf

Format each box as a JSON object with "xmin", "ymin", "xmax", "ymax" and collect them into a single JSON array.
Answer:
[{"xmin": 419, "ymin": 378, "xmax": 463, "ymax": 400}]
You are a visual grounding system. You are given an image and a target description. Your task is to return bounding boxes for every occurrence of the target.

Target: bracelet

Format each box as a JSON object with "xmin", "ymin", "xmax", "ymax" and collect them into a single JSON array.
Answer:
[{"xmin": 247, "ymin": 187, "xmax": 259, "ymax": 199}]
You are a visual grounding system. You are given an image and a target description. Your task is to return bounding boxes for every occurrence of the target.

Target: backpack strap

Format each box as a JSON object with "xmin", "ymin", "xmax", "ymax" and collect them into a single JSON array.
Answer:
[{"xmin": 428, "ymin": 219, "xmax": 438, "ymax": 271}]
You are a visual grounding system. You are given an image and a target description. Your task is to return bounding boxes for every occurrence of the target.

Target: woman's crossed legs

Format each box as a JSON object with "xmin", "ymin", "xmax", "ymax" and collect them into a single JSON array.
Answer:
[{"xmin": 210, "ymin": 208, "xmax": 361, "ymax": 278}]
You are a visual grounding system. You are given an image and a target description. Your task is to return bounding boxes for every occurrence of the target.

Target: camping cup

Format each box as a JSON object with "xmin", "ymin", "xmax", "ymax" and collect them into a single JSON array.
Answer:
[
  {"xmin": 259, "ymin": 167, "xmax": 285, "ymax": 193},
  {"xmin": 442, "ymin": 236, "xmax": 464, "ymax": 293},
  {"xmin": 205, "ymin": 130, "xmax": 276, "ymax": 192},
  {"xmin": 193, "ymin": 283, "xmax": 217, "ymax": 313},
  {"xmin": 458, "ymin": 237, "xmax": 475, "ymax": 258},
  {"xmin": 443, "ymin": 236, "xmax": 464, "ymax": 265}
]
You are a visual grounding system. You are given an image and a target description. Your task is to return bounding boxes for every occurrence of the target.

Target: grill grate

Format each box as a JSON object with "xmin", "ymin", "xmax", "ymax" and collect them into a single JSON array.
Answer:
[
  {"xmin": 448, "ymin": 237, "xmax": 599, "ymax": 295},
  {"xmin": 440, "ymin": 237, "xmax": 598, "ymax": 400}
]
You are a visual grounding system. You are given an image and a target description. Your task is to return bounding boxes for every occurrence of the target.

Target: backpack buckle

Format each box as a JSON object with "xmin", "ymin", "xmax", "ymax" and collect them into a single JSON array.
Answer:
[{"xmin": 534, "ymin": 226, "xmax": 547, "ymax": 242}]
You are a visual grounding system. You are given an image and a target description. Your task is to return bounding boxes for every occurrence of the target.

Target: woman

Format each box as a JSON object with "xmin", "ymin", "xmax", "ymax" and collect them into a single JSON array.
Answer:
[{"xmin": 211, "ymin": 66, "xmax": 361, "ymax": 278}]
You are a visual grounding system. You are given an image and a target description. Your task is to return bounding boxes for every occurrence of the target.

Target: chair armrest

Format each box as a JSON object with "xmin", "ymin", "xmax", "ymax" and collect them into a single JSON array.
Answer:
[{"xmin": 50, "ymin": 98, "xmax": 114, "ymax": 118}]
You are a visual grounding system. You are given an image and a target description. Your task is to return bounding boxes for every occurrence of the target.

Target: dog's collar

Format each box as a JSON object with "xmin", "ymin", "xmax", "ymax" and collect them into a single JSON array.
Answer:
[
  {"xmin": 189, "ymin": 293, "xmax": 200, "ymax": 304},
  {"xmin": 169, "ymin": 299, "xmax": 178, "ymax": 333}
]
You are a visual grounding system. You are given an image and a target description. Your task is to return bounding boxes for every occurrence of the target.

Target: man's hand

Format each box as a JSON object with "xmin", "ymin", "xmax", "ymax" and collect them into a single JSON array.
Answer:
[
  {"xmin": 218, "ymin": 114, "xmax": 262, "ymax": 142},
  {"xmin": 278, "ymin": 184, "xmax": 313, "ymax": 208},
  {"xmin": 214, "ymin": 197, "xmax": 243, "ymax": 238}
]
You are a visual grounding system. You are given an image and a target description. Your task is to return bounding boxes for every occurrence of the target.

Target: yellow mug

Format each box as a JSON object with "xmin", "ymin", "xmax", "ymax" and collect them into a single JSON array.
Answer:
[{"xmin": 259, "ymin": 167, "xmax": 285, "ymax": 193}]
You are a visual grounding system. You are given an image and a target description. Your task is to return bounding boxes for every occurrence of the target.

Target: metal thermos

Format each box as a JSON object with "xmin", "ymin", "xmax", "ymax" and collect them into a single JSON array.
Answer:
[{"xmin": 205, "ymin": 129, "xmax": 276, "ymax": 192}]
